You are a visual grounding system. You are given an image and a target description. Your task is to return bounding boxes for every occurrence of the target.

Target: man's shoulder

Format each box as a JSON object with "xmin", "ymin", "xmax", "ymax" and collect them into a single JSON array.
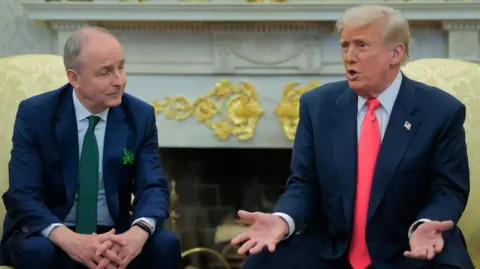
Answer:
[
  {"xmin": 408, "ymin": 77, "xmax": 464, "ymax": 112},
  {"xmin": 300, "ymin": 80, "xmax": 349, "ymax": 105},
  {"xmin": 121, "ymin": 92, "xmax": 155, "ymax": 117},
  {"xmin": 18, "ymin": 84, "xmax": 68, "ymax": 112}
]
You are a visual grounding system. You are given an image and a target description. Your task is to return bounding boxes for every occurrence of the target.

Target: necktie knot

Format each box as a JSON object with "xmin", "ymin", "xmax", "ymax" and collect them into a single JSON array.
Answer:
[
  {"xmin": 88, "ymin": 116, "xmax": 100, "ymax": 131},
  {"xmin": 366, "ymin": 98, "xmax": 381, "ymax": 112}
]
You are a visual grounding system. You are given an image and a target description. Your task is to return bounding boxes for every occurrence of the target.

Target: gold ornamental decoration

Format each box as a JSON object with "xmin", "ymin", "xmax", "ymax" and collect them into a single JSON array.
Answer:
[
  {"xmin": 152, "ymin": 80, "xmax": 264, "ymax": 141},
  {"xmin": 274, "ymin": 81, "xmax": 321, "ymax": 140}
]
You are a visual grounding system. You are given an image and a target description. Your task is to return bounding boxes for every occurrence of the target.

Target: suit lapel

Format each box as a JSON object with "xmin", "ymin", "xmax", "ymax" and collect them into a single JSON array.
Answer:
[
  {"xmin": 367, "ymin": 76, "xmax": 420, "ymax": 223},
  {"xmin": 55, "ymin": 85, "xmax": 79, "ymax": 207},
  {"xmin": 332, "ymin": 87, "xmax": 358, "ymax": 227},
  {"xmin": 103, "ymin": 105, "xmax": 128, "ymax": 209}
]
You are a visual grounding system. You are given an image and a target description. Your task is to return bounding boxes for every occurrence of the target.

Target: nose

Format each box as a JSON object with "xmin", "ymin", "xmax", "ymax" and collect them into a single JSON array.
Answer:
[
  {"xmin": 346, "ymin": 46, "xmax": 357, "ymax": 63},
  {"xmin": 111, "ymin": 69, "xmax": 125, "ymax": 87}
]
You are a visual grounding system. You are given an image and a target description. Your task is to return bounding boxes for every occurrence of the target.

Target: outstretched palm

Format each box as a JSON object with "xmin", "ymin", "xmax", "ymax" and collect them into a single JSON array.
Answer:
[
  {"xmin": 231, "ymin": 210, "xmax": 289, "ymax": 255},
  {"xmin": 404, "ymin": 220, "xmax": 454, "ymax": 260}
]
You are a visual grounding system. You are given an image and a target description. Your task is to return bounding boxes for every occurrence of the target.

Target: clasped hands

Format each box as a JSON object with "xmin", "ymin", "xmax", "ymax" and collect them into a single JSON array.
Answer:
[
  {"xmin": 231, "ymin": 210, "xmax": 454, "ymax": 261},
  {"xmin": 51, "ymin": 226, "xmax": 149, "ymax": 269}
]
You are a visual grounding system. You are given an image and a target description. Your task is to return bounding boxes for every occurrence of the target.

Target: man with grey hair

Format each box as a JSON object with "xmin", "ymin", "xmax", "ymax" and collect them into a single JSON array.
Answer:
[
  {"xmin": 232, "ymin": 5, "xmax": 473, "ymax": 269},
  {"xmin": 0, "ymin": 26, "xmax": 181, "ymax": 269}
]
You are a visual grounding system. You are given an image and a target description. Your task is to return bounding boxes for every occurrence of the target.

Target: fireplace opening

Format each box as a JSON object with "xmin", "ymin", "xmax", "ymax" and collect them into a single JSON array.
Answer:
[{"xmin": 158, "ymin": 147, "xmax": 292, "ymax": 269}]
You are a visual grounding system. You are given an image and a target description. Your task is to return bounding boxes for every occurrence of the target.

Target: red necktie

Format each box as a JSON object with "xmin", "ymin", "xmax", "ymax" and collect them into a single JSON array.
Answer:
[{"xmin": 349, "ymin": 98, "xmax": 381, "ymax": 269}]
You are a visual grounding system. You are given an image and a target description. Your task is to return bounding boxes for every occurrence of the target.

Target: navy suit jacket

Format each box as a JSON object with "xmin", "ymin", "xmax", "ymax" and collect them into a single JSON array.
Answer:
[
  {"xmin": 1, "ymin": 84, "xmax": 169, "ymax": 247},
  {"xmin": 273, "ymin": 75, "xmax": 473, "ymax": 268}
]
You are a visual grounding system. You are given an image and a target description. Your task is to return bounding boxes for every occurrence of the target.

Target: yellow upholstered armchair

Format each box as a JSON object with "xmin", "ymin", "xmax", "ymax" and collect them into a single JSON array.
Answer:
[
  {"xmin": 0, "ymin": 54, "xmax": 68, "ymax": 268},
  {"xmin": 402, "ymin": 58, "xmax": 480, "ymax": 266}
]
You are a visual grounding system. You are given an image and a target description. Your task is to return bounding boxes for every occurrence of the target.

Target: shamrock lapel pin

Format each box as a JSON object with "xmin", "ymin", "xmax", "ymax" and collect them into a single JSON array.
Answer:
[{"xmin": 123, "ymin": 148, "xmax": 135, "ymax": 165}]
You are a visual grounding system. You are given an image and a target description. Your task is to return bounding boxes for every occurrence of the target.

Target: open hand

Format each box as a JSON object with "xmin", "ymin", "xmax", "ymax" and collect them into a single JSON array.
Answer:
[
  {"xmin": 231, "ymin": 210, "xmax": 289, "ymax": 255},
  {"xmin": 404, "ymin": 220, "xmax": 454, "ymax": 260}
]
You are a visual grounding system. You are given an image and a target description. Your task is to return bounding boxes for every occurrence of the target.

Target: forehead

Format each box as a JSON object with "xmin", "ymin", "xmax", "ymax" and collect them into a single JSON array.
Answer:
[
  {"xmin": 340, "ymin": 22, "xmax": 384, "ymax": 43},
  {"xmin": 81, "ymin": 35, "xmax": 124, "ymax": 65}
]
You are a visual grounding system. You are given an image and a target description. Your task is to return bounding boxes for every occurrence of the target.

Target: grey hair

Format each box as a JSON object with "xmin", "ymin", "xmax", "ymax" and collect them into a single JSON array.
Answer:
[
  {"xmin": 63, "ymin": 26, "xmax": 113, "ymax": 72},
  {"xmin": 336, "ymin": 5, "xmax": 412, "ymax": 65}
]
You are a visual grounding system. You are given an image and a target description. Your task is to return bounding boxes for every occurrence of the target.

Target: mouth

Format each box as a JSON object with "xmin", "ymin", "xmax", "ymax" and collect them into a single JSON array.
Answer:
[
  {"xmin": 346, "ymin": 69, "xmax": 359, "ymax": 80},
  {"xmin": 107, "ymin": 91, "xmax": 121, "ymax": 96}
]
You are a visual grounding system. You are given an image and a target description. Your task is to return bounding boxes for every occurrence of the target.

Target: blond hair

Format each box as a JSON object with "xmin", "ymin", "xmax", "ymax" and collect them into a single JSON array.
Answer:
[{"xmin": 336, "ymin": 5, "xmax": 412, "ymax": 65}]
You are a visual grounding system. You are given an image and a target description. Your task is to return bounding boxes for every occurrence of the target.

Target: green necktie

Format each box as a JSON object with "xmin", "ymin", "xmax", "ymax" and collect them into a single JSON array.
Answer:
[{"xmin": 76, "ymin": 115, "xmax": 100, "ymax": 234}]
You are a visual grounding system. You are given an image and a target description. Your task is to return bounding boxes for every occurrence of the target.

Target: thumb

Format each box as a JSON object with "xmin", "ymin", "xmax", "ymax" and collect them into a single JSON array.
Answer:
[
  {"xmin": 435, "ymin": 220, "xmax": 454, "ymax": 232},
  {"xmin": 238, "ymin": 210, "xmax": 261, "ymax": 221}
]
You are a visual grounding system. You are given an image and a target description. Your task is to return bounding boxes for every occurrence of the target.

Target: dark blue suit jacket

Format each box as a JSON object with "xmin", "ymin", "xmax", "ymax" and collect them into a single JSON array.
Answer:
[
  {"xmin": 1, "ymin": 84, "xmax": 169, "ymax": 249},
  {"xmin": 273, "ymin": 75, "xmax": 473, "ymax": 268}
]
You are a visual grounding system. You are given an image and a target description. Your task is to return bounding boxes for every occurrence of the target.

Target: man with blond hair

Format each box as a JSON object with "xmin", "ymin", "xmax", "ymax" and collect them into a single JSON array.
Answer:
[
  {"xmin": 0, "ymin": 26, "xmax": 181, "ymax": 269},
  {"xmin": 231, "ymin": 5, "xmax": 473, "ymax": 269}
]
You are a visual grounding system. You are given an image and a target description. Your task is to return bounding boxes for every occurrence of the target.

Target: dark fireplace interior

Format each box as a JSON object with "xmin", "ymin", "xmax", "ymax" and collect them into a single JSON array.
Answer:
[{"xmin": 158, "ymin": 148, "xmax": 292, "ymax": 269}]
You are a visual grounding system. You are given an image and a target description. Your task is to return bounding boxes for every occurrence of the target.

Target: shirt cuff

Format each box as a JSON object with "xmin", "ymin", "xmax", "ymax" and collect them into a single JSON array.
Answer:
[
  {"xmin": 408, "ymin": 218, "xmax": 431, "ymax": 239},
  {"xmin": 132, "ymin": 217, "xmax": 157, "ymax": 233},
  {"xmin": 272, "ymin": 212, "xmax": 295, "ymax": 239},
  {"xmin": 41, "ymin": 223, "xmax": 66, "ymax": 238}
]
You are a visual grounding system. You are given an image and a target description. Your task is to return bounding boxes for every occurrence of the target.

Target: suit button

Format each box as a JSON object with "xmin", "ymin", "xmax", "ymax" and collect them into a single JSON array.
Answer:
[{"xmin": 22, "ymin": 226, "xmax": 28, "ymax": 233}]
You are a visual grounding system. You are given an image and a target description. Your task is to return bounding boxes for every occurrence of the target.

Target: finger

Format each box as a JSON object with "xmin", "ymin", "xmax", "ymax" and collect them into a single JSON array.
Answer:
[
  {"xmin": 107, "ymin": 264, "xmax": 118, "ymax": 269},
  {"xmin": 98, "ymin": 229, "xmax": 116, "ymax": 241},
  {"xmin": 237, "ymin": 239, "xmax": 257, "ymax": 255},
  {"xmin": 436, "ymin": 220, "xmax": 454, "ymax": 232},
  {"xmin": 96, "ymin": 240, "xmax": 113, "ymax": 256},
  {"xmin": 404, "ymin": 248, "xmax": 426, "ymax": 259},
  {"xmin": 266, "ymin": 242, "xmax": 276, "ymax": 252},
  {"xmin": 96, "ymin": 258, "xmax": 110, "ymax": 269},
  {"xmin": 231, "ymin": 232, "xmax": 250, "ymax": 245},
  {"xmin": 103, "ymin": 249, "xmax": 124, "ymax": 266},
  {"xmin": 434, "ymin": 239, "xmax": 444, "ymax": 253},
  {"xmin": 84, "ymin": 259, "xmax": 97, "ymax": 269},
  {"xmin": 107, "ymin": 234, "xmax": 127, "ymax": 246},
  {"xmin": 249, "ymin": 241, "xmax": 266, "ymax": 254},
  {"xmin": 237, "ymin": 210, "xmax": 261, "ymax": 221},
  {"xmin": 426, "ymin": 246, "xmax": 436, "ymax": 260}
]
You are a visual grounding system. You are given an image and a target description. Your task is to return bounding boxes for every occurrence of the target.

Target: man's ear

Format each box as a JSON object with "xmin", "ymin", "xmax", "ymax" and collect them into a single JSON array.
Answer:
[
  {"xmin": 66, "ymin": 69, "xmax": 80, "ymax": 89},
  {"xmin": 391, "ymin": 43, "xmax": 405, "ymax": 66}
]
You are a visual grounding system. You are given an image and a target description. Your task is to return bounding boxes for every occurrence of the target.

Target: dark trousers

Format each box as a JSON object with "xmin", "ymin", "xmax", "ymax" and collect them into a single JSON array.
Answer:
[
  {"xmin": 5, "ymin": 225, "xmax": 181, "ymax": 269},
  {"xmin": 241, "ymin": 237, "xmax": 461, "ymax": 269}
]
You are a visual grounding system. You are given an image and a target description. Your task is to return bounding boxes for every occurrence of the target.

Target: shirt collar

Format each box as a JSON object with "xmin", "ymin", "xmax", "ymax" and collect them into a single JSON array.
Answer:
[
  {"xmin": 72, "ymin": 89, "xmax": 109, "ymax": 122},
  {"xmin": 357, "ymin": 71, "xmax": 402, "ymax": 115}
]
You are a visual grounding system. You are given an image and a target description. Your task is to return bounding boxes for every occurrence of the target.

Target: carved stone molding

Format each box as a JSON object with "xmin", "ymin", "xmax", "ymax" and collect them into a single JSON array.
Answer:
[
  {"xmin": 442, "ymin": 21, "xmax": 480, "ymax": 62},
  {"xmin": 212, "ymin": 31, "xmax": 324, "ymax": 74},
  {"xmin": 152, "ymin": 79, "xmax": 264, "ymax": 141}
]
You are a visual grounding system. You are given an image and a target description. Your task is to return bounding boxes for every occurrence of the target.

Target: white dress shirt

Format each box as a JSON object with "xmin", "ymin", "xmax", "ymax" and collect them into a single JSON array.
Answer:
[
  {"xmin": 41, "ymin": 90, "xmax": 156, "ymax": 237},
  {"xmin": 274, "ymin": 72, "xmax": 429, "ymax": 239}
]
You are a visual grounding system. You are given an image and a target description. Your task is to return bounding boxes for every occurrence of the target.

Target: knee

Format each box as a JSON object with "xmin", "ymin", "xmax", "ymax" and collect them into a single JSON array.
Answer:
[
  {"xmin": 148, "ymin": 228, "xmax": 181, "ymax": 258},
  {"xmin": 15, "ymin": 236, "xmax": 57, "ymax": 266}
]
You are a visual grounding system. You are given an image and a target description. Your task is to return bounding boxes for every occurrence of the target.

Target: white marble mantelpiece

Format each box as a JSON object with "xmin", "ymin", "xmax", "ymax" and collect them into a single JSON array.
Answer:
[
  {"xmin": 21, "ymin": 1, "xmax": 480, "ymax": 22},
  {"xmin": 19, "ymin": 0, "xmax": 480, "ymax": 148}
]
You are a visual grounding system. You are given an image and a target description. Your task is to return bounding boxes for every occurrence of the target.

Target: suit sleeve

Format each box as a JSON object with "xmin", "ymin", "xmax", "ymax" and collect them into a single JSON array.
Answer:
[
  {"xmin": 2, "ymin": 101, "xmax": 62, "ymax": 237},
  {"xmin": 131, "ymin": 106, "xmax": 170, "ymax": 226},
  {"xmin": 272, "ymin": 94, "xmax": 320, "ymax": 234},
  {"xmin": 416, "ymin": 104, "xmax": 469, "ymax": 226}
]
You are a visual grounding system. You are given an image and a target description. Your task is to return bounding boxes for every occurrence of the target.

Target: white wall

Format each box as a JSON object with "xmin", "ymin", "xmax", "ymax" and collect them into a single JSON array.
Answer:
[{"xmin": 0, "ymin": 0, "xmax": 53, "ymax": 57}]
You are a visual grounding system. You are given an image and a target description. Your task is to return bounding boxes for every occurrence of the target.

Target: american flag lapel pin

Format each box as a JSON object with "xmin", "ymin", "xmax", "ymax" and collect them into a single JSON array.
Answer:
[{"xmin": 404, "ymin": 121, "xmax": 411, "ymax": 131}]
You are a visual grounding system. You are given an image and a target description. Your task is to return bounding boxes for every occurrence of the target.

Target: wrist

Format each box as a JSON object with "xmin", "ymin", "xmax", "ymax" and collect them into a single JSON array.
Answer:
[
  {"xmin": 49, "ymin": 226, "xmax": 76, "ymax": 247},
  {"xmin": 130, "ymin": 225, "xmax": 149, "ymax": 241},
  {"xmin": 275, "ymin": 215, "xmax": 290, "ymax": 237}
]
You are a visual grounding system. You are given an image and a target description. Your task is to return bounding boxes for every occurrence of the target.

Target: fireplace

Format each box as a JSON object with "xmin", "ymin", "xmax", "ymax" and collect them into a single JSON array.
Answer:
[{"xmin": 158, "ymin": 147, "xmax": 291, "ymax": 269}]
